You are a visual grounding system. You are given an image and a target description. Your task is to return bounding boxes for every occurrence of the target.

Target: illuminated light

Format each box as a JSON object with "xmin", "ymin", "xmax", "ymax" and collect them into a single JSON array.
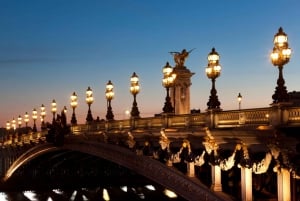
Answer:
[
  {"xmin": 274, "ymin": 35, "xmax": 287, "ymax": 47},
  {"xmin": 82, "ymin": 195, "xmax": 88, "ymax": 201},
  {"xmin": 164, "ymin": 189, "xmax": 178, "ymax": 198},
  {"xmin": 0, "ymin": 192, "xmax": 8, "ymax": 201},
  {"xmin": 131, "ymin": 187, "xmax": 136, "ymax": 193},
  {"xmin": 47, "ymin": 197, "xmax": 53, "ymax": 201},
  {"xmin": 23, "ymin": 191, "xmax": 38, "ymax": 201},
  {"xmin": 270, "ymin": 52, "xmax": 279, "ymax": 61},
  {"xmin": 208, "ymin": 54, "xmax": 219, "ymax": 63},
  {"xmin": 282, "ymin": 48, "xmax": 291, "ymax": 57},
  {"xmin": 120, "ymin": 186, "xmax": 128, "ymax": 192},
  {"xmin": 137, "ymin": 193, "xmax": 145, "ymax": 199},
  {"xmin": 52, "ymin": 189, "xmax": 63, "ymax": 194},
  {"xmin": 145, "ymin": 185, "xmax": 156, "ymax": 191},
  {"xmin": 70, "ymin": 190, "xmax": 77, "ymax": 201},
  {"xmin": 162, "ymin": 62, "xmax": 173, "ymax": 75},
  {"xmin": 213, "ymin": 65, "xmax": 221, "ymax": 72},
  {"xmin": 102, "ymin": 189, "xmax": 110, "ymax": 201}
]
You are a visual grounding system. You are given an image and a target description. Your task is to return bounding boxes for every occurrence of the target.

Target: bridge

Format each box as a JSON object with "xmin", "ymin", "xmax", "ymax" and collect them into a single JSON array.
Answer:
[
  {"xmin": 1, "ymin": 106, "xmax": 300, "ymax": 201},
  {"xmin": 1, "ymin": 28, "xmax": 299, "ymax": 200}
]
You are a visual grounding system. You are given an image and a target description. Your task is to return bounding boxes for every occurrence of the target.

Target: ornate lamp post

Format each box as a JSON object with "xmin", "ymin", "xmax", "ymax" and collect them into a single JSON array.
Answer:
[
  {"xmin": 24, "ymin": 112, "xmax": 29, "ymax": 127},
  {"xmin": 105, "ymin": 80, "xmax": 114, "ymax": 121},
  {"xmin": 17, "ymin": 115, "xmax": 22, "ymax": 135},
  {"xmin": 32, "ymin": 108, "xmax": 38, "ymax": 132},
  {"xmin": 11, "ymin": 118, "xmax": 16, "ymax": 132},
  {"xmin": 6, "ymin": 121, "xmax": 11, "ymax": 135},
  {"xmin": 86, "ymin": 86, "xmax": 94, "ymax": 123},
  {"xmin": 237, "ymin": 93, "xmax": 242, "ymax": 110},
  {"xmin": 270, "ymin": 27, "xmax": 292, "ymax": 103},
  {"xmin": 51, "ymin": 99, "xmax": 57, "ymax": 124},
  {"xmin": 70, "ymin": 92, "xmax": 78, "ymax": 125},
  {"xmin": 162, "ymin": 62, "xmax": 176, "ymax": 113},
  {"xmin": 130, "ymin": 72, "xmax": 140, "ymax": 118},
  {"xmin": 40, "ymin": 104, "xmax": 46, "ymax": 130},
  {"xmin": 17, "ymin": 115, "xmax": 22, "ymax": 129},
  {"xmin": 206, "ymin": 48, "xmax": 222, "ymax": 110},
  {"xmin": 61, "ymin": 106, "xmax": 67, "ymax": 127},
  {"xmin": 24, "ymin": 112, "xmax": 29, "ymax": 134}
]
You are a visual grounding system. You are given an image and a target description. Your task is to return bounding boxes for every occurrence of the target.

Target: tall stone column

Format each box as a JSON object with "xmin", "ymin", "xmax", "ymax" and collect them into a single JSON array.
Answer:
[
  {"xmin": 171, "ymin": 65, "xmax": 194, "ymax": 115},
  {"xmin": 241, "ymin": 167, "xmax": 252, "ymax": 201},
  {"xmin": 211, "ymin": 165, "xmax": 222, "ymax": 191},
  {"xmin": 277, "ymin": 168, "xmax": 291, "ymax": 201}
]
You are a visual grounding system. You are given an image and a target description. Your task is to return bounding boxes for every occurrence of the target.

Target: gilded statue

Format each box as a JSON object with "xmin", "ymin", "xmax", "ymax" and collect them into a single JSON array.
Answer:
[{"xmin": 169, "ymin": 48, "xmax": 195, "ymax": 67}]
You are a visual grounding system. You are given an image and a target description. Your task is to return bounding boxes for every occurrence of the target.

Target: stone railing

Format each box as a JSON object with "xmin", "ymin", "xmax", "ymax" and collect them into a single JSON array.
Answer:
[
  {"xmin": 69, "ymin": 106, "xmax": 300, "ymax": 133},
  {"xmin": 4, "ymin": 106, "xmax": 300, "ymax": 144},
  {"xmin": 215, "ymin": 107, "xmax": 271, "ymax": 128},
  {"xmin": 287, "ymin": 107, "xmax": 300, "ymax": 125}
]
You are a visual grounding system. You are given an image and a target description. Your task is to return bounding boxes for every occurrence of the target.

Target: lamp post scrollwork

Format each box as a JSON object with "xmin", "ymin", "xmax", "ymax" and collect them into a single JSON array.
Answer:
[
  {"xmin": 206, "ymin": 48, "xmax": 221, "ymax": 110},
  {"xmin": 270, "ymin": 27, "xmax": 292, "ymax": 104}
]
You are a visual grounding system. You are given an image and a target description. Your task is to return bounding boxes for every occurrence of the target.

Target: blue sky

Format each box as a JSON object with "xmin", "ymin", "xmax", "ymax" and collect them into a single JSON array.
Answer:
[{"xmin": 1, "ymin": 0, "xmax": 300, "ymax": 127}]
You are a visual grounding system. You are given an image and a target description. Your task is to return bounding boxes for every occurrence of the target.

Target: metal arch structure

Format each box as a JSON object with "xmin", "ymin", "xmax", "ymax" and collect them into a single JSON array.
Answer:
[{"xmin": 3, "ymin": 136, "xmax": 232, "ymax": 201}]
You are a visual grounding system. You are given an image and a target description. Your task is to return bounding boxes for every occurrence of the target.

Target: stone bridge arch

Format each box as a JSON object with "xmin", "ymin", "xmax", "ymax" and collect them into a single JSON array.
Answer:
[{"xmin": 3, "ymin": 137, "xmax": 231, "ymax": 201}]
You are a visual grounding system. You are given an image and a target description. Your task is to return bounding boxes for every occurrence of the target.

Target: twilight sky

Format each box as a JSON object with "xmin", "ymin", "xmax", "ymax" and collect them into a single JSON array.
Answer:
[{"xmin": 1, "ymin": 0, "xmax": 300, "ymax": 127}]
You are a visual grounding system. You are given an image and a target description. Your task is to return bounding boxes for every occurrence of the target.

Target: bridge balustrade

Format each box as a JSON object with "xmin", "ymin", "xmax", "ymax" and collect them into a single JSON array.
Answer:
[
  {"xmin": 215, "ymin": 108, "xmax": 270, "ymax": 128},
  {"xmin": 3, "ymin": 106, "xmax": 300, "ymax": 147},
  {"xmin": 287, "ymin": 107, "xmax": 300, "ymax": 125}
]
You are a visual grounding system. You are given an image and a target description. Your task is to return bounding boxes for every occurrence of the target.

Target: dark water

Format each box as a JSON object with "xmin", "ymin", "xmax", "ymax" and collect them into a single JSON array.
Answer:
[{"xmin": 0, "ymin": 185, "xmax": 186, "ymax": 201}]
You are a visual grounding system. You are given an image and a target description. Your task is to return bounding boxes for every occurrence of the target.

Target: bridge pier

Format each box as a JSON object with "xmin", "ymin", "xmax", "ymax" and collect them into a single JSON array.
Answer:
[
  {"xmin": 187, "ymin": 162, "xmax": 195, "ymax": 177},
  {"xmin": 241, "ymin": 167, "xmax": 252, "ymax": 201},
  {"xmin": 277, "ymin": 168, "xmax": 291, "ymax": 201},
  {"xmin": 211, "ymin": 165, "xmax": 222, "ymax": 191}
]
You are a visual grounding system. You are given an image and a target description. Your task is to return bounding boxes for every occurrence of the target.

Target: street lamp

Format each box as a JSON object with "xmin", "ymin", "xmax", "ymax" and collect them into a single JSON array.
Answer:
[
  {"xmin": 6, "ymin": 121, "xmax": 10, "ymax": 134},
  {"xmin": 237, "ymin": 93, "xmax": 242, "ymax": 110},
  {"xmin": 86, "ymin": 86, "xmax": 94, "ymax": 123},
  {"xmin": 11, "ymin": 118, "xmax": 16, "ymax": 132},
  {"xmin": 24, "ymin": 112, "xmax": 29, "ymax": 134},
  {"xmin": 61, "ymin": 106, "xmax": 67, "ymax": 127},
  {"xmin": 51, "ymin": 99, "xmax": 57, "ymax": 124},
  {"xmin": 105, "ymin": 80, "xmax": 114, "ymax": 121},
  {"xmin": 40, "ymin": 104, "xmax": 46, "ymax": 130},
  {"xmin": 130, "ymin": 72, "xmax": 140, "ymax": 118},
  {"xmin": 70, "ymin": 92, "xmax": 78, "ymax": 125},
  {"xmin": 32, "ymin": 108, "xmax": 38, "ymax": 132},
  {"xmin": 18, "ymin": 115, "xmax": 22, "ymax": 128},
  {"xmin": 162, "ymin": 62, "xmax": 176, "ymax": 113},
  {"xmin": 206, "ymin": 48, "xmax": 221, "ymax": 110},
  {"xmin": 17, "ymin": 115, "xmax": 22, "ymax": 135},
  {"xmin": 270, "ymin": 27, "xmax": 292, "ymax": 103}
]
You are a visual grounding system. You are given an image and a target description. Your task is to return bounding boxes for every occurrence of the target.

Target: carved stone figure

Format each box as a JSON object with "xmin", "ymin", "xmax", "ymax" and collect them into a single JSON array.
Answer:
[{"xmin": 169, "ymin": 49, "xmax": 194, "ymax": 67}]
